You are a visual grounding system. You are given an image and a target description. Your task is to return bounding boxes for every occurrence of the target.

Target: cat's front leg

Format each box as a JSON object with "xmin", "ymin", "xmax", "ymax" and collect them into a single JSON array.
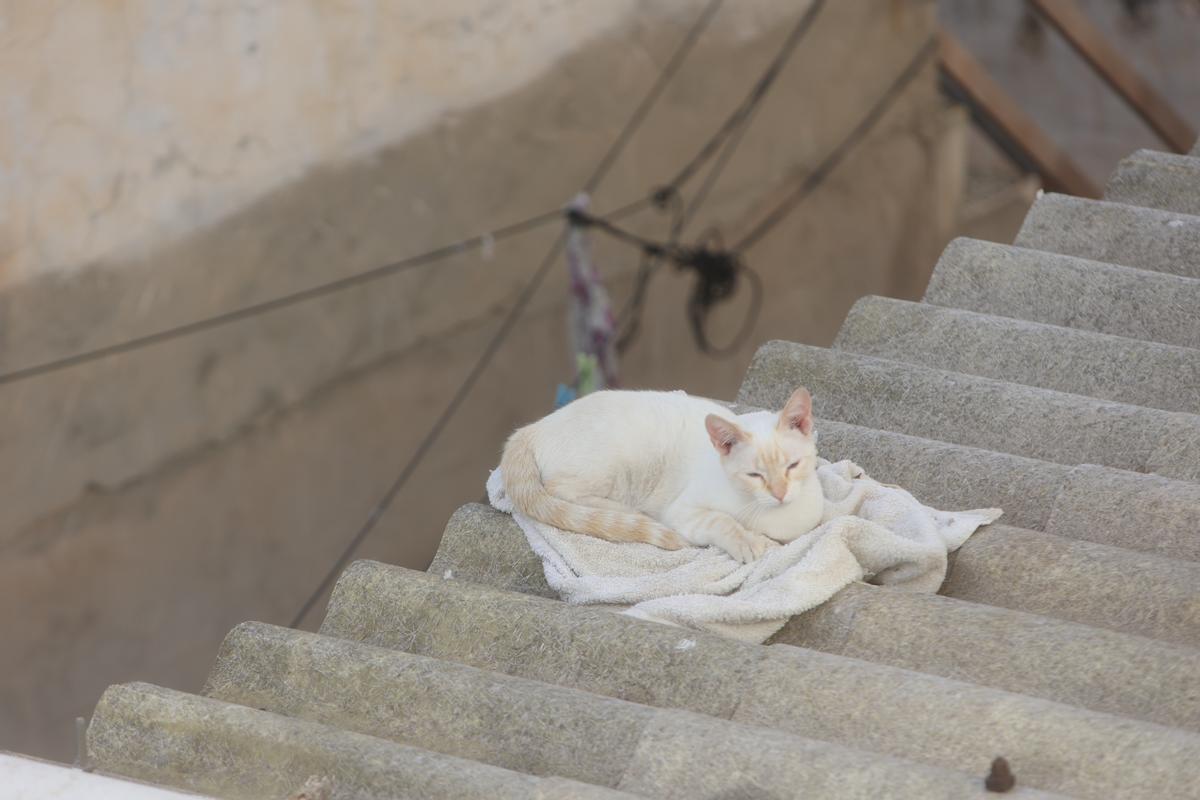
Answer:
[{"xmin": 673, "ymin": 508, "xmax": 772, "ymax": 563}]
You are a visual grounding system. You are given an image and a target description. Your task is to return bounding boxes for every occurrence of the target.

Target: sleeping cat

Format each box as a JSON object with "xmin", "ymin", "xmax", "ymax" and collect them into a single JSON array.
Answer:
[{"xmin": 499, "ymin": 387, "xmax": 824, "ymax": 562}]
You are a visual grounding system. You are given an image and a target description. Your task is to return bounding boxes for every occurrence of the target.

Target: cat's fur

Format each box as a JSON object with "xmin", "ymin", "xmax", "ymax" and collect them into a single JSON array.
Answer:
[{"xmin": 499, "ymin": 387, "xmax": 823, "ymax": 562}]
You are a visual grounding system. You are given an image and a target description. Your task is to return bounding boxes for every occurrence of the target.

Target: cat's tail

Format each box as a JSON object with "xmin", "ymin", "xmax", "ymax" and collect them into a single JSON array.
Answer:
[{"xmin": 499, "ymin": 429, "xmax": 685, "ymax": 550}]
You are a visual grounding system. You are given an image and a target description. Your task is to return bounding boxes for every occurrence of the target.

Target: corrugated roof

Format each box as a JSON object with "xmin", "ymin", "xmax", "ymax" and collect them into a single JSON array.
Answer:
[{"xmin": 84, "ymin": 141, "xmax": 1200, "ymax": 799}]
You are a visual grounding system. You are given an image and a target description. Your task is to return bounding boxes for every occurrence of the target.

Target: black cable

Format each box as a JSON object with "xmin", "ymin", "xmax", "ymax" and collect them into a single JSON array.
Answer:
[
  {"xmin": 289, "ymin": 1, "xmax": 723, "ymax": 627},
  {"xmin": 585, "ymin": 0, "xmax": 725, "ymax": 192},
  {"xmin": 568, "ymin": 208, "xmax": 762, "ymax": 358},
  {"xmin": 287, "ymin": 232, "xmax": 568, "ymax": 628},
  {"xmin": 591, "ymin": 35, "xmax": 935, "ymax": 358},
  {"xmin": 300, "ymin": 31, "xmax": 939, "ymax": 621},
  {"xmin": 564, "ymin": 207, "xmax": 662, "ymax": 253},
  {"xmin": 614, "ymin": 189, "xmax": 681, "ymax": 354},
  {"xmin": 0, "ymin": 0, "xmax": 725, "ymax": 391},
  {"xmin": 667, "ymin": 0, "xmax": 825, "ymax": 192},
  {"xmin": 611, "ymin": 1, "xmax": 826, "ymax": 353},
  {"xmin": 679, "ymin": 0, "xmax": 825, "ymax": 227},
  {"xmin": 734, "ymin": 36, "xmax": 937, "ymax": 252},
  {"xmin": 613, "ymin": 251, "xmax": 657, "ymax": 354},
  {"xmin": 0, "ymin": 208, "xmax": 563, "ymax": 387},
  {"xmin": 683, "ymin": 229, "xmax": 763, "ymax": 357},
  {"xmin": 680, "ymin": 113, "xmax": 750, "ymax": 228},
  {"xmin": 688, "ymin": 259, "xmax": 763, "ymax": 356},
  {"xmin": 284, "ymin": 199, "xmax": 649, "ymax": 629},
  {"xmin": 0, "ymin": 0, "xmax": 740, "ymax": 392}
]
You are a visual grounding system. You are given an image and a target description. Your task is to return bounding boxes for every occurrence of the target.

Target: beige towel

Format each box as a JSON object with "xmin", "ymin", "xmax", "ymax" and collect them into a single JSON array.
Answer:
[{"xmin": 487, "ymin": 459, "xmax": 1001, "ymax": 643}]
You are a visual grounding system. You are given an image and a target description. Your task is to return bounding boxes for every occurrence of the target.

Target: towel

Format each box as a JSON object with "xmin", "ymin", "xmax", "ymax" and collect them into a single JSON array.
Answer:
[{"xmin": 487, "ymin": 459, "xmax": 1001, "ymax": 643}]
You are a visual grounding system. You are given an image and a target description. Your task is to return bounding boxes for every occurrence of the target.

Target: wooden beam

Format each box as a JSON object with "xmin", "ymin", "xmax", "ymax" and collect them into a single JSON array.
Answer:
[
  {"xmin": 1027, "ymin": 0, "xmax": 1197, "ymax": 154},
  {"xmin": 937, "ymin": 30, "xmax": 1101, "ymax": 198}
]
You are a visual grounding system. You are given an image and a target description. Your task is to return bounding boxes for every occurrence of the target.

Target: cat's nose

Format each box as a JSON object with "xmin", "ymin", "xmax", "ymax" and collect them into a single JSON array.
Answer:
[{"xmin": 769, "ymin": 484, "xmax": 787, "ymax": 502}]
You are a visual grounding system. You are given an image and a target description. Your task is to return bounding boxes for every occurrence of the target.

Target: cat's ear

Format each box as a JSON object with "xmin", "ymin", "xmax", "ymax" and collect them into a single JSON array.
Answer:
[
  {"xmin": 778, "ymin": 387, "xmax": 814, "ymax": 436},
  {"xmin": 705, "ymin": 414, "xmax": 747, "ymax": 456}
]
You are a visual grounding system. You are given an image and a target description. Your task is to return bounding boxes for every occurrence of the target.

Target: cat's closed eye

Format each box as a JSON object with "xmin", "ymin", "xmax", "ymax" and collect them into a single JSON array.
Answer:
[
  {"xmin": 786, "ymin": 461, "xmax": 801, "ymax": 471},
  {"xmin": 746, "ymin": 472, "xmax": 764, "ymax": 480}
]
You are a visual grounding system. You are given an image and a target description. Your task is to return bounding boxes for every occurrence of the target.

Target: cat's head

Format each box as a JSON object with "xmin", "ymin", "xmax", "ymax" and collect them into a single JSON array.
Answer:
[{"xmin": 704, "ymin": 387, "xmax": 818, "ymax": 506}]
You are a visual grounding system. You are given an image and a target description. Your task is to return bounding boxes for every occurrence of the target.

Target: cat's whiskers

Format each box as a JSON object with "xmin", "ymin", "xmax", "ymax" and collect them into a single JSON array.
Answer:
[
  {"xmin": 736, "ymin": 497, "xmax": 774, "ymax": 533},
  {"xmin": 734, "ymin": 498, "xmax": 761, "ymax": 521}
]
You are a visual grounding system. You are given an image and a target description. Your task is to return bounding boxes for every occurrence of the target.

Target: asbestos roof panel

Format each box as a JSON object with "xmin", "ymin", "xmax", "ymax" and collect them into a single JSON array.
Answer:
[{"xmin": 83, "ymin": 145, "xmax": 1200, "ymax": 799}]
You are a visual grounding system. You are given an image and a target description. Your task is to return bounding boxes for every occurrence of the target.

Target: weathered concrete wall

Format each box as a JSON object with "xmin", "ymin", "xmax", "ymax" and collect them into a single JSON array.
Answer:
[
  {"xmin": 0, "ymin": 0, "xmax": 963, "ymax": 761},
  {"xmin": 0, "ymin": 0, "xmax": 698, "ymax": 285}
]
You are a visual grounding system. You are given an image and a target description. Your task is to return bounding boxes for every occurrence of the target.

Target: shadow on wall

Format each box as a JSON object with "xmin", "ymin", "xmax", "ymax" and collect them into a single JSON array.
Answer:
[{"xmin": 0, "ymin": 0, "xmax": 964, "ymax": 762}]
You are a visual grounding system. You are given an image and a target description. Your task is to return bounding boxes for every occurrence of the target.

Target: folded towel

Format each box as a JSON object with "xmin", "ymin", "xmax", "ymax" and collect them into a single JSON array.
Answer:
[{"xmin": 487, "ymin": 459, "xmax": 1001, "ymax": 643}]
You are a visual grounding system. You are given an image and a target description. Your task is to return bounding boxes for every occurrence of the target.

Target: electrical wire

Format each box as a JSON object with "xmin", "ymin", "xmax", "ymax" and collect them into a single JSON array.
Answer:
[
  {"xmin": 0, "ymin": 209, "xmax": 563, "ymax": 387},
  {"xmin": 288, "ymin": 0, "xmax": 726, "ymax": 627},
  {"xmin": 599, "ymin": 36, "xmax": 937, "ymax": 357},
  {"xmin": 733, "ymin": 36, "xmax": 938, "ymax": 252}
]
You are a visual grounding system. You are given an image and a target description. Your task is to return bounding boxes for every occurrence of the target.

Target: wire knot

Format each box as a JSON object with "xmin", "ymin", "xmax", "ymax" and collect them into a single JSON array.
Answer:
[
  {"xmin": 650, "ymin": 185, "xmax": 680, "ymax": 209},
  {"xmin": 676, "ymin": 246, "xmax": 741, "ymax": 309},
  {"xmin": 564, "ymin": 207, "xmax": 592, "ymax": 228}
]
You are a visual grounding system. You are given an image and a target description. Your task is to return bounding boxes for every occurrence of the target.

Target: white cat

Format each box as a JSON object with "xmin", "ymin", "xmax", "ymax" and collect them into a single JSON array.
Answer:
[{"xmin": 499, "ymin": 387, "xmax": 824, "ymax": 562}]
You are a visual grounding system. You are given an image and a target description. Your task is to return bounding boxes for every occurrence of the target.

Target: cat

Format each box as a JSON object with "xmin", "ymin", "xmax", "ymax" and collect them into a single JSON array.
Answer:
[{"xmin": 498, "ymin": 386, "xmax": 824, "ymax": 562}]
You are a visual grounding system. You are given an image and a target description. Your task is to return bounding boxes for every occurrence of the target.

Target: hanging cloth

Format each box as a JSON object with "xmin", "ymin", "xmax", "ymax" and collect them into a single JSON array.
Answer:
[{"xmin": 556, "ymin": 193, "xmax": 619, "ymax": 406}]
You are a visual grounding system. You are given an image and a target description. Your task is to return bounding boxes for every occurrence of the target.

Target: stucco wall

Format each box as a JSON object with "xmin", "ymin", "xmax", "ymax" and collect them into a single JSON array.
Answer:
[
  {"xmin": 1, "ymin": 0, "xmax": 736, "ymax": 284},
  {"xmin": 0, "ymin": 0, "xmax": 963, "ymax": 761}
]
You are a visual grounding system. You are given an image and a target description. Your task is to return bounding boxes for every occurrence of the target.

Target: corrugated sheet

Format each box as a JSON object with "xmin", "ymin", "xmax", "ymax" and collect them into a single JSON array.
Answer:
[{"xmin": 84, "ymin": 143, "xmax": 1200, "ymax": 799}]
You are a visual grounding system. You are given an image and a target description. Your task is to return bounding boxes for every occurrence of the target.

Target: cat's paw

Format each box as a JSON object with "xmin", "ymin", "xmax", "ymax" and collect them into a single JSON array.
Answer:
[
  {"xmin": 717, "ymin": 529, "xmax": 771, "ymax": 563},
  {"xmin": 650, "ymin": 527, "xmax": 687, "ymax": 550}
]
